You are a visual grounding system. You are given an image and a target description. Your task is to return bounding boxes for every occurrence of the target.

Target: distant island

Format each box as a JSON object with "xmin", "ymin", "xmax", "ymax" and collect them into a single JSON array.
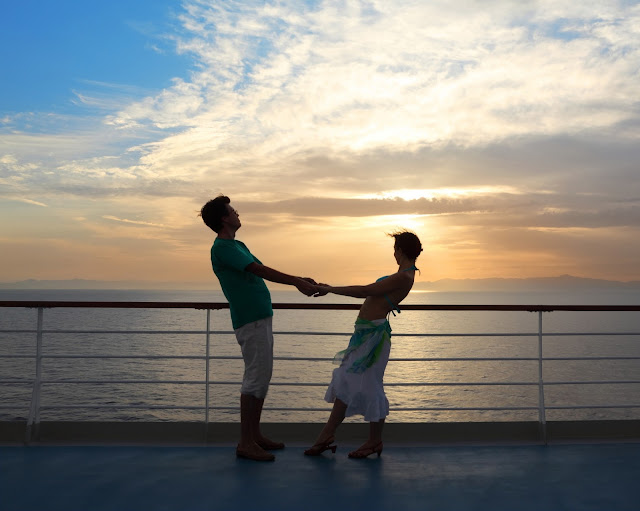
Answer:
[{"xmin": 1, "ymin": 275, "xmax": 640, "ymax": 292}]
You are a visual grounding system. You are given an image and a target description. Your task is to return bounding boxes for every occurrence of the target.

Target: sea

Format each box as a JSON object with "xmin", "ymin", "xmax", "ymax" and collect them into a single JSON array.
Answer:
[{"xmin": 1, "ymin": 288, "xmax": 639, "ymax": 424}]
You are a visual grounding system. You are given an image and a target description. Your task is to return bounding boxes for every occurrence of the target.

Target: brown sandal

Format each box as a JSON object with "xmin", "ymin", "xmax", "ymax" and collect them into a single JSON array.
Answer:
[
  {"xmin": 304, "ymin": 437, "xmax": 337, "ymax": 456},
  {"xmin": 348, "ymin": 442, "xmax": 383, "ymax": 459},
  {"xmin": 257, "ymin": 438, "xmax": 285, "ymax": 450},
  {"xmin": 236, "ymin": 445, "xmax": 275, "ymax": 461}
]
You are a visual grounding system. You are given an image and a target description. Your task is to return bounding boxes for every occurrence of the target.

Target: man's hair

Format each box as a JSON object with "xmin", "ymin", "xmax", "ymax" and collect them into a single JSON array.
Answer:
[
  {"xmin": 200, "ymin": 195, "xmax": 231, "ymax": 233},
  {"xmin": 390, "ymin": 230, "xmax": 423, "ymax": 260}
]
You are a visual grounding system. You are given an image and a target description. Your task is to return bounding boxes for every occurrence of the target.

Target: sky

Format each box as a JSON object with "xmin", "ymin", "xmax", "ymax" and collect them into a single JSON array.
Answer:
[{"xmin": 1, "ymin": 0, "xmax": 640, "ymax": 288}]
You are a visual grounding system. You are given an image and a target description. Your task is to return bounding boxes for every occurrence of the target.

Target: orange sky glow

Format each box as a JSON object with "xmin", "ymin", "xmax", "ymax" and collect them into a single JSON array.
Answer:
[{"xmin": 2, "ymin": 2, "xmax": 640, "ymax": 288}]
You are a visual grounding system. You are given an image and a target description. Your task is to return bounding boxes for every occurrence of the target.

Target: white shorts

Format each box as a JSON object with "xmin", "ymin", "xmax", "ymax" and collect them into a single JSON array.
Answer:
[{"xmin": 234, "ymin": 316, "xmax": 274, "ymax": 399}]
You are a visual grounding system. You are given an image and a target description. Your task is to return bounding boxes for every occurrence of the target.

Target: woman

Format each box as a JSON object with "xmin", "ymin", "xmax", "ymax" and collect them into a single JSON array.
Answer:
[{"xmin": 305, "ymin": 230, "xmax": 422, "ymax": 458}]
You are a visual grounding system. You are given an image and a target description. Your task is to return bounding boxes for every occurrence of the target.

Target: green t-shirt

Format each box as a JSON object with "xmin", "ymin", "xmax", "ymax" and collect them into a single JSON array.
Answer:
[{"xmin": 210, "ymin": 238, "xmax": 273, "ymax": 329}]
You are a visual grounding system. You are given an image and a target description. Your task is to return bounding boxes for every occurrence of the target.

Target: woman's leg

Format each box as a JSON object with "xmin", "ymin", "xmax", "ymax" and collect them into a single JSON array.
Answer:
[
  {"xmin": 309, "ymin": 399, "xmax": 347, "ymax": 447},
  {"xmin": 348, "ymin": 419, "xmax": 385, "ymax": 458},
  {"xmin": 354, "ymin": 418, "xmax": 385, "ymax": 449},
  {"xmin": 368, "ymin": 418, "xmax": 385, "ymax": 444},
  {"xmin": 319, "ymin": 399, "xmax": 347, "ymax": 441}
]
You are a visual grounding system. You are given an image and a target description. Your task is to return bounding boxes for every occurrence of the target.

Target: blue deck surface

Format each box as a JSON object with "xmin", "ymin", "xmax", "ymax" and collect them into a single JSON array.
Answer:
[{"xmin": 2, "ymin": 442, "xmax": 639, "ymax": 511}]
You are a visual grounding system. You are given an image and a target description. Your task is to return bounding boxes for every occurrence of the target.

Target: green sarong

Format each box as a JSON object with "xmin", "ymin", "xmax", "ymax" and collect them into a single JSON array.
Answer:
[{"xmin": 333, "ymin": 318, "xmax": 392, "ymax": 374}]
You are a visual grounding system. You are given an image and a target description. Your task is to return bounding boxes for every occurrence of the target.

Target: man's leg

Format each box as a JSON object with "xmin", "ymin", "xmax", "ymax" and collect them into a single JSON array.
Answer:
[
  {"xmin": 236, "ymin": 393, "xmax": 273, "ymax": 460},
  {"xmin": 239, "ymin": 393, "xmax": 262, "ymax": 446},
  {"xmin": 238, "ymin": 393, "xmax": 283, "ymax": 449},
  {"xmin": 254, "ymin": 396, "xmax": 284, "ymax": 450},
  {"xmin": 235, "ymin": 318, "xmax": 277, "ymax": 461}
]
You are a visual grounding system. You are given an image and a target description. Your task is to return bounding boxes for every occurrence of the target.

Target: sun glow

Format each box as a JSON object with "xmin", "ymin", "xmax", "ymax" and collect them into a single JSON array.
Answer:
[
  {"xmin": 356, "ymin": 186, "xmax": 522, "ymax": 201},
  {"xmin": 362, "ymin": 214, "xmax": 426, "ymax": 232}
]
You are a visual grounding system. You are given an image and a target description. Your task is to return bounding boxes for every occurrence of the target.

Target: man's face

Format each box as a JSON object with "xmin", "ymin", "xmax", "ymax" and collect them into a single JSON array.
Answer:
[{"xmin": 223, "ymin": 204, "xmax": 241, "ymax": 230}]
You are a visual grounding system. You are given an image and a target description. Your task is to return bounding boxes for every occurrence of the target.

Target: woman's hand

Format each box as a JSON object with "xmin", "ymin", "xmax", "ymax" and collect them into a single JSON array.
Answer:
[
  {"xmin": 313, "ymin": 283, "xmax": 331, "ymax": 297},
  {"xmin": 313, "ymin": 284, "xmax": 331, "ymax": 297}
]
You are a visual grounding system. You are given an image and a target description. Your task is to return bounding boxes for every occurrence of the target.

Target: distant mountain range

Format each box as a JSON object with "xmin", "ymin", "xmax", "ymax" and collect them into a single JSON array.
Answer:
[
  {"xmin": 414, "ymin": 274, "xmax": 640, "ymax": 292},
  {"xmin": 1, "ymin": 275, "xmax": 640, "ymax": 291},
  {"xmin": 0, "ymin": 279, "xmax": 214, "ymax": 290}
]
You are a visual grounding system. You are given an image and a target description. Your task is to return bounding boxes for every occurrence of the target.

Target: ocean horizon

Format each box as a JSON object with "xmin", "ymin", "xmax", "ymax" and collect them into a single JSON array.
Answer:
[{"xmin": 3, "ymin": 274, "xmax": 640, "ymax": 293}]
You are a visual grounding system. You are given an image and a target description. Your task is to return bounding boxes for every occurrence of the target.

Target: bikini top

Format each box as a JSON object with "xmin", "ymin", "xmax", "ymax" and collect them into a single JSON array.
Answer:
[{"xmin": 376, "ymin": 265, "xmax": 418, "ymax": 316}]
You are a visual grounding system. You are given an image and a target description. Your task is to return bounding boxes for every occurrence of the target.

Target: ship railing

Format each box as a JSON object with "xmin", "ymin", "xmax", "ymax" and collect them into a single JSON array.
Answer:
[{"xmin": 1, "ymin": 302, "xmax": 639, "ymax": 444}]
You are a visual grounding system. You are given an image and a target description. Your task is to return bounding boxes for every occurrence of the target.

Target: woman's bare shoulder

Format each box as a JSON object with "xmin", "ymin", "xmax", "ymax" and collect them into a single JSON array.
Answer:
[{"xmin": 398, "ymin": 270, "xmax": 416, "ymax": 281}]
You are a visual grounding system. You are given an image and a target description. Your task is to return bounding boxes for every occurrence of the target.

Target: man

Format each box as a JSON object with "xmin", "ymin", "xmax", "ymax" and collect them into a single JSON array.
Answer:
[{"xmin": 200, "ymin": 195, "xmax": 317, "ymax": 461}]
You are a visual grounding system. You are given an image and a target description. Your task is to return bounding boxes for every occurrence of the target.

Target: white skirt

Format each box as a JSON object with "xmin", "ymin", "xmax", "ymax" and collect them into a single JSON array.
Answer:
[{"xmin": 324, "ymin": 318, "xmax": 391, "ymax": 422}]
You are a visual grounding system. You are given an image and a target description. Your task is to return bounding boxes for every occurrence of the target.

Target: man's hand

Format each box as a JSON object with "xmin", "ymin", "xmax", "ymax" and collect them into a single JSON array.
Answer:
[{"xmin": 295, "ymin": 278, "xmax": 318, "ymax": 297}]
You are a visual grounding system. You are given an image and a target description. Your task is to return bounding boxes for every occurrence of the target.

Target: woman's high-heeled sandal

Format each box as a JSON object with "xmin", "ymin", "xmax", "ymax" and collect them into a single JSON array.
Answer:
[
  {"xmin": 304, "ymin": 437, "xmax": 337, "ymax": 456},
  {"xmin": 348, "ymin": 441, "xmax": 383, "ymax": 459}
]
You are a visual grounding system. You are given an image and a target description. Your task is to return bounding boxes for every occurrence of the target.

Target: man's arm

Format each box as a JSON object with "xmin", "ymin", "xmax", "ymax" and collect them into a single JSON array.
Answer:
[{"xmin": 245, "ymin": 262, "xmax": 317, "ymax": 296}]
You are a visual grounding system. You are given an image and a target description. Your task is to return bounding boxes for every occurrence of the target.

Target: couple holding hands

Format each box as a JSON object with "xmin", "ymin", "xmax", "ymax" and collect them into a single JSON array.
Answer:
[{"xmin": 201, "ymin": 196, "xmax": 422, "ymax": 462}]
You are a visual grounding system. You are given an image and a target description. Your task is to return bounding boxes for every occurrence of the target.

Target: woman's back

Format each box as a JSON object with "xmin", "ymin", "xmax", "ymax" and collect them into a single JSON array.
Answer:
[{"xmin": 358, "ymin": 270, "xmax": 415, "ymax": 320}]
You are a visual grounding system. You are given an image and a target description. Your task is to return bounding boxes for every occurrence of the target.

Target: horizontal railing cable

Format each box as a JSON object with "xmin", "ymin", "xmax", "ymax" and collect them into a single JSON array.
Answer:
[
  {"xmin": 32, "ymin": 380, "xmax": 539, "ymax": 386},
  {"xmin": 2, "ymin": 354, "xmax": 638, "ymax": 361},
  {"xmin": 2, "ymin": 300, "xmax": 640, "ymax": 311},
  {"xmin": 25, "ymin": 379, "xmax": 640, "ymax": 387},
  {"xmin": 3, "ymin": 329, "xmax": 640, "ymax": 336}
]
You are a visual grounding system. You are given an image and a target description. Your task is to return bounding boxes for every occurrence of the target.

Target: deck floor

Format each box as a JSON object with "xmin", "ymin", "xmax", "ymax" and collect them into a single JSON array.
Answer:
[{"xmin": 2, "ymin": 441, "xmax": 639, "ymax": 511}]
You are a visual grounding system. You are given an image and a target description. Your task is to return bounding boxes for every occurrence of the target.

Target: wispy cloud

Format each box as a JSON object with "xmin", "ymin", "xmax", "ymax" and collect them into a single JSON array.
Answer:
[
  {"xmin": 5, "ymin": 1, "xmax": 640, "ymax": 200},
  {"xmin": 118, "ymin": 2, "xmax": 639, "ymax": 143},
  {"xmin": 0, "ymin": 196, "xmax": 48, "ymax": 207},
  {"xmin": 102, "ymin": 215, "xmax": 167, "ymax": 227}
]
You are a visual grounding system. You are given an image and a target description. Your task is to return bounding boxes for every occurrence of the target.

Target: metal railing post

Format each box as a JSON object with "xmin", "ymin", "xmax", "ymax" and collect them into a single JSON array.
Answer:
[
  {"xmin": 25, "ymin": 307, "xmax": 44, "ymax": 444},
  {"xmin": 205, "ymin": 309, "xmax": 211, "ymax": 427},
  {"xmin": 537, "ymin": 311, "xmax": 548, "ymax": 444}
]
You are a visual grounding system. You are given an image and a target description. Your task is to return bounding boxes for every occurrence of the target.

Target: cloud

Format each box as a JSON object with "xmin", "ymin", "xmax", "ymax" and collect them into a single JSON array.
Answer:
[
  {"xmin": 115, "ymin": 1, "xmax": 640, "ymax": 143},
  {"xmin": 76, "ymin": 0, "xmax": 638, "ymax": 211},
  {"xmin": 102, "ymin": 215, "xmax": 168, "ymax": 228},
  {"xmin": 0, "ymin": 197, "xmax": 48, "ymax": 207},
  {"xmin": 240, "ymin": 195, "xmax": 484, "ymax": 217},
  {"xmin": 5, "ymin": 1, "xmax": 640, "ymax": 201}
]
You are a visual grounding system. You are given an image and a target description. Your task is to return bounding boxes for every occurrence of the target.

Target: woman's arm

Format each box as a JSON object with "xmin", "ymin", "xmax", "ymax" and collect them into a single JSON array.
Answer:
[{"xmin": 315, "ymin": 272, "xmax": 410, "ymax": 298}]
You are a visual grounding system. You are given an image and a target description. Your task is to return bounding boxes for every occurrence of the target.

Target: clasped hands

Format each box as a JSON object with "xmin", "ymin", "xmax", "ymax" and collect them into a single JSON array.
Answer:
[{"xmin": 298, "ymin": 277, "xmax": 330, "ymax": 297}]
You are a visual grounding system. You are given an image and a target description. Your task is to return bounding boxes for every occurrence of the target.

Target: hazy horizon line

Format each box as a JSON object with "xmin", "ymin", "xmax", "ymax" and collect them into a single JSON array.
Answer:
[{"xmin": 2, "ymin": 274, "xmax": 640, "ymax": 292}]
